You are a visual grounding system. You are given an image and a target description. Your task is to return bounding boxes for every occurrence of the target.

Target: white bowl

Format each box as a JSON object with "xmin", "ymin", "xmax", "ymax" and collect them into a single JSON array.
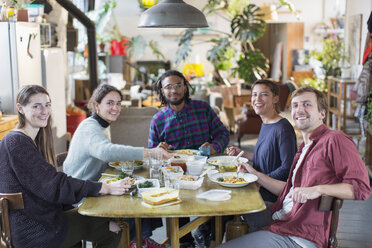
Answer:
[
  {"xmin": 186, "ymin": 161, "xmax": 205, "ymax": 176},
  {"xmin": 136, "ymin": 179, "xmax": 160, "ymax": 197}
]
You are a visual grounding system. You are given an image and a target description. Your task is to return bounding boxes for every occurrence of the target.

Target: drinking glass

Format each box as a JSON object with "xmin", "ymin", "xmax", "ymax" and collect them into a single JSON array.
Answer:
[
  {"xmin": 149, "ymin": 158, "xmax": 163, "ymax": 181},
  {"xmin": 199, "ymin": 146, "xmax": 211, "ymax": 156},
  {"xmin": 121, "ymin": 161, "xmax": 134, "ymax": 175}
]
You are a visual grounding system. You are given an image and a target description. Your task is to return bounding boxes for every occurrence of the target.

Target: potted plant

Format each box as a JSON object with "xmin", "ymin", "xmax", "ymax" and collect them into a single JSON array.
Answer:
[
  {"xmin": 309, "ymin": 37, "xmax": 346, "ymax": 78},
  {"xmin": 175, "ymin": 0, "xmax": 297, "ymax": 86}
]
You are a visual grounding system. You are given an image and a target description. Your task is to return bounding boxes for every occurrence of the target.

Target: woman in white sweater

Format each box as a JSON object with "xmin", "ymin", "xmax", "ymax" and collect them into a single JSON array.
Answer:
[{"xmin": 63, "ymin": 84, "xmax": 169, "ymax": 247}]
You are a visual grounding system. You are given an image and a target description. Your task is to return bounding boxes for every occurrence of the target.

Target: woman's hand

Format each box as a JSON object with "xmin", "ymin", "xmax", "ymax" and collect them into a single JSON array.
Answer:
[
  {"xmin": 99, "ymin": 178, "xmax": 133, "ymax": 195},
  {"xmin": 239, "ymin": 162, "xmax": 257, "ymax": 175},
  {"xmin": 226, "ymin": 146, "xmax": 242, "ymax": 156}
]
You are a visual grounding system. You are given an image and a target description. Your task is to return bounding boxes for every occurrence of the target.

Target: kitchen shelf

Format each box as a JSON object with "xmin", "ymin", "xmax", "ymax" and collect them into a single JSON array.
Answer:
[{"xmin": 327, "ymin": 77, "xmax": 360, "ymax": 135}]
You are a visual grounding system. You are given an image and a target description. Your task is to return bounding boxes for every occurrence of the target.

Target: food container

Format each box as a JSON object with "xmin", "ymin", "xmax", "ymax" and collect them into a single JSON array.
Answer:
[
  {"xmin": 218, "ymin": 160, "xmax": 237, "ymax": 173},
  {"xmin": 169, "ymin": 157, "xmax": 187, "ymax": 172},
  {"xmin": 179, "ymin": 175, "xmax": 204, "ymax": 190},
  {"xmin": 186, "ymin": 161, "xmax": 205, "ymax": 176},
  {"xmin": 136, "ymin": 179, "xmax": 160, "ymax": 197},
  {"xmin": 162, "ymin": 166, "xmax": 184, "ymax": 177}
]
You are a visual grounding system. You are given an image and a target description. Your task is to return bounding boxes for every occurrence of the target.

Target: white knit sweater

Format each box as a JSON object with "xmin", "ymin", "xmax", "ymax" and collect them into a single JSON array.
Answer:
[{"xmin": 63, "ymin": 117, "xmax": 144, "ymax": 181}]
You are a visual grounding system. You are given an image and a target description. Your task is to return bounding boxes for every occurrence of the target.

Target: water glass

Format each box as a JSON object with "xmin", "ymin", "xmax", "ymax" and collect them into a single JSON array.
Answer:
[
  {"xmin": 199, "ymin": 146, "xmax": 211, "ymax": 156},
  {"xmin": 164, "ymin": 173, "xmax": 180, "ymax": 189},
  {"xmin": 149, "ymin": 149, "xmax": 163, "ymax": 161},
  {"xmin": 121, "ymin": 161, "xmax": 134, "ymax": 175},
  {"xmin": 149, "ymin": 158, "xmax": 163, "ymax": 181}
]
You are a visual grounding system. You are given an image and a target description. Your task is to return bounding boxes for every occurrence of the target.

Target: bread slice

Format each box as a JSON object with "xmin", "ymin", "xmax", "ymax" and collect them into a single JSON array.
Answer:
[{"xmin": 141, "ymin": 187, "xmax": 179, "ymax": 205}]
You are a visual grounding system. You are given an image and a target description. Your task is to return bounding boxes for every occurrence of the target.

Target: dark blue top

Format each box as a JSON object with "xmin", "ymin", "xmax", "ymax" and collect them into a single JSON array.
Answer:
[
  {"xmin": 0, "ymin": 131, "xmax": 101, "ymax": 248},
  {"xmin": 253, "ymin": 118, "xmax": 297, "ymax": 202}
]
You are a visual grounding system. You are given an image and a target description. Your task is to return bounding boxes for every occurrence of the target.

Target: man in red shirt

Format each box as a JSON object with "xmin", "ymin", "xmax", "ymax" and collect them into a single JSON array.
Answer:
[{"xmin": 218, "ymin": 86, "xmax": 371, "ymax": 248}]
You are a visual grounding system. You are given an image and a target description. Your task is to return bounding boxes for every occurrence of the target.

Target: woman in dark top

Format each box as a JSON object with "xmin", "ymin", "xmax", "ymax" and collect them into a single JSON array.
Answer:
[
  {"xmin": 0, "ymin": 85, "xmax": 132, "ymax": 248},
  {"xmin": 228, "ymin": 79, "xmax": 297, "ymax": 202}
]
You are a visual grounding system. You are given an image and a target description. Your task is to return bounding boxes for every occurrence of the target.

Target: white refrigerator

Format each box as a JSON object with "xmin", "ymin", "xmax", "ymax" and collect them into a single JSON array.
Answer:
[{"xmin": 0, "ymin": 22, "xmax": 66, "ymax": 153}]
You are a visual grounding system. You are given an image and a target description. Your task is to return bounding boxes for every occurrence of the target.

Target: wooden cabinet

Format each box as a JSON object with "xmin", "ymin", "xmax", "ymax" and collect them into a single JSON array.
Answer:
[
  {"xmin": 327, "ymin": 77, "xmax": 360, "ymax": 135},
  {"xmin": 254, "ymin": 22, "xmax": 304, "ymax": 81},
  {"xmin": 0, "ymin": 115, "xmax": 18, "ymax": 140}
]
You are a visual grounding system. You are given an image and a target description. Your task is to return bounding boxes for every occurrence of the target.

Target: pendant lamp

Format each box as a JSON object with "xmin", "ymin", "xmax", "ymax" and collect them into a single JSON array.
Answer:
[{"xmin": 138, "ymin": 0, "xmax": 208, "ymax": 28}]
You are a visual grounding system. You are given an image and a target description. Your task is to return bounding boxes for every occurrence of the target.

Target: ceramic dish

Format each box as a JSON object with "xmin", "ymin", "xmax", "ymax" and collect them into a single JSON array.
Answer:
[
  {"xmin": 108, "ymin": 161, "xmax": 122, "ymax": 170},
  {"xmin": 173, "ymin": 149, "xmax": 200, "ymax": 156},
  {"xmin": 133, "ymin": 160, "xmax": 146, "ymax": 170},
  {"xmin": 99, "ymin": 175, "xmax": 144, "ymax": 185},
  {"xmin": 207, "ymin": 156, "xmax": 248, "ymax": 166},
  {"xmin": 209, "ymin": 172, "xmax": 258, "ymax": 188}
]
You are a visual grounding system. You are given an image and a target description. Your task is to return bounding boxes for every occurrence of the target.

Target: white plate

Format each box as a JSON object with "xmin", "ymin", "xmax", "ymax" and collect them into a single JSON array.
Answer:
[
  {"xmin": 207, "ymin": 156, "xmax": 248, "ymax": 166},
  {"xmin": 173, "ymin": 149, "xmax": 200, "ymax": 156},
  {"xmin": 108, "ymin": 161, "xmax": 122, "ymax": 170},
  {"xmin": 109, "ymin": 160, "xmax": 146, "ymax": 171},
  {"xmin": 99, "ymin": 175, "xmax": 144, "ymax": 184},
  {"xmin": 209, "ymin": 172, "xmax": 258, "ymax": 188}
]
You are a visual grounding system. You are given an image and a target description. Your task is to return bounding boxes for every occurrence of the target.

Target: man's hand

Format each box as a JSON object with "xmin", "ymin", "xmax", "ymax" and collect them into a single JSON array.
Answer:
[
  {"xmin": 226, "ymin": 146, "xmax": 242, "ymax": 156},
  {"xmin": 290, "ymin": 186, "xmax": 322, "ymax": 203},
  {"xmin": 157, "ymin": 142, "xmax": 172, "ymax": 151},
  {"xmin": 200, "ymin": 142, "xmax": 216, "ymax": 155},
  {"xmin": 99, "ymin": 178, "xmax": 133, "ymax": 195}
]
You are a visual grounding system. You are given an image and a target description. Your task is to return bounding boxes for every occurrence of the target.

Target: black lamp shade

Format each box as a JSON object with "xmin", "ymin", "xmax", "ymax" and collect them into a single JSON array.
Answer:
[{"xmin": 138, "ymin": 0, "xmax": 208, "ymax": 28}]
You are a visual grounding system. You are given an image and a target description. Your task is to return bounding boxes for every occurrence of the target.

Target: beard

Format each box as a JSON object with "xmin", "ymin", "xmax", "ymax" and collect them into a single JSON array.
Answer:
[{"xmin": 165, "ymin": 96, "xmax": 185, "ymax": 106}]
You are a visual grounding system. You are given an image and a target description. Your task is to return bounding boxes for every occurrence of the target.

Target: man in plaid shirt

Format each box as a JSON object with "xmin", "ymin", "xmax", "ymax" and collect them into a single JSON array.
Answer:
[{"xmin": 148, "ymin": 70, "xmax": 229, "ymax": 155}]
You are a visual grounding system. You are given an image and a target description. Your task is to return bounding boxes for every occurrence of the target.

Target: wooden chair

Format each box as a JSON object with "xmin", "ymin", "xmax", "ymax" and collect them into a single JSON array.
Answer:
[
  {"xmin": 318, "ymin": 195, "xmax": 344, "ymax": 248},
  {"xmin": 56, "ymin": 152, "xmax": 68, "ymax": 172},
  {"xmin": 0, "ymin": 193, "xmax": 24, "ymax": 248}
]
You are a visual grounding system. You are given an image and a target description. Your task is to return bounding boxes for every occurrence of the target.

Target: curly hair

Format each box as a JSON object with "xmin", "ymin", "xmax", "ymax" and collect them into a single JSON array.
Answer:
[{"xmin": 153, "ymin": 70, "xmax": 192, "ymax": 106}]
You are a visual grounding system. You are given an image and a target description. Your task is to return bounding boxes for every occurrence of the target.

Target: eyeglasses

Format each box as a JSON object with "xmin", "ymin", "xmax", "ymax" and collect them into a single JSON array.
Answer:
[{"xmin": 163, "ymin": 83, "xmax": 184, "ymax": 90}]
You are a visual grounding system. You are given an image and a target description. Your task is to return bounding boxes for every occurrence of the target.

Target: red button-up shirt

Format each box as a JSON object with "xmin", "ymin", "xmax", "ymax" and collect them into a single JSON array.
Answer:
[{"xmin": 265, "ymin": 124, "xmax": 371, "ymax": 248}]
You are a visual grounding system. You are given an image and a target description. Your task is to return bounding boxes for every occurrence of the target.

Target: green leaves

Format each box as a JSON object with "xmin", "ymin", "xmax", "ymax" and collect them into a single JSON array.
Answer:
[
  {"xmin": 231, "ymin": 4, "xmax": 266, "ymax": 43},
  {"xmin": 149, "ymin": 40, "xmax": 166, "ymax": 61},
  {"xmin": 233, "ymin": 49, "xmax": 268, "ymax": 84},
  {"xmin": 207, "ymin": 37, "xmax": 235, "ymax": 71},
  {"xmin": 175, "ymin": 28, "xmax": 196, "ymax": 64},
  {"xmin": 309, "ymin": 37, "xmax": 346, "ymax": 77}
]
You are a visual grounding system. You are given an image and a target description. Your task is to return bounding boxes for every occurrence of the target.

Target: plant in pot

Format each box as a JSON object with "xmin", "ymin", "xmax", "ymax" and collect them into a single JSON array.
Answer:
[
  {"xmin": 175, "ymin": 1, "xmax": 297, "ymax": 87},
  {"xmin": 309, "ymin": 36, "xmax": 346, "ymax": 78}
]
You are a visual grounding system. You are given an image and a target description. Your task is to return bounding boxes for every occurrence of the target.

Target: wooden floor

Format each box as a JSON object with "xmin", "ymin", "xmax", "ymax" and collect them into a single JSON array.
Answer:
[{"xmin": 337, "ymin": 189, "xmax": 372, "ymax": 248}]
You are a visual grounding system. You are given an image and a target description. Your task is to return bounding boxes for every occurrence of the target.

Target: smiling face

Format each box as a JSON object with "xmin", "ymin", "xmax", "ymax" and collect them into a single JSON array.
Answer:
[
  {"xmin": 94, "ymin": 91, "xmax": 122, "ymax": 123},
  {"xmin": 251, "ymin": 84, "xmax": 279, "ymax": 117},
  {"xmin": 17, "ymin": 93, "xmax": 51, "ymax": 130},
  {"xmin": 291, "ymin": 92, "xmax": 326, "ymax": 134},
  {"xmin": 161, "ymin": 75, "xmax": 187, "ymax": 106}
]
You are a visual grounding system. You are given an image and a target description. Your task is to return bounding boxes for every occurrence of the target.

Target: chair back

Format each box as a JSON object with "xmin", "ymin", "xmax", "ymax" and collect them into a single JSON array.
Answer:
[
  {"xmin": 318, "ymin": 195, "xmax": 344, "ymax": 248},
  {"xmin": 0, "ymin": 193, "xmax": 24, "ymax": 248},
  {"xmin": 110, "ymin": 107, "xmax": 159, "ymax": 147},
  {"xmin": 56, "ymin": 152, "xmax": 68, "ymax": 172}
]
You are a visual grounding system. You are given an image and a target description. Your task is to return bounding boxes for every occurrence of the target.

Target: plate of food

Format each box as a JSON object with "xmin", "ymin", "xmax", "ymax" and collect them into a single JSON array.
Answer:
[
  {"xmin": 133, "ymin": 160, "xmax": 146, "ymax": 170},
  {"xmin": 108, "ymin": 161, "xmax": 122, "ymax": 170},
  {"xmin": 209, "ymin": 172, "xmax": 258, "ymax": 188},
  {"xmin": 173, "ymin": 149, "xmax": 200, "ymax": 156},
  {"xmin": 207, "ymin": 156, "xmax": 248, "ymax": 166},
  {"xmin": 100, "ymin": 172, "xmax": 144, "ymax": 185}
]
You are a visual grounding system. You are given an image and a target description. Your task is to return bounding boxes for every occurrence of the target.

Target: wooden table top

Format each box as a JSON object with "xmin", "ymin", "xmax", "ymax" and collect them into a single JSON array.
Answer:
[{"xmin": 78, "ymin": 167, "xmax": 266, "ymax": 218}]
